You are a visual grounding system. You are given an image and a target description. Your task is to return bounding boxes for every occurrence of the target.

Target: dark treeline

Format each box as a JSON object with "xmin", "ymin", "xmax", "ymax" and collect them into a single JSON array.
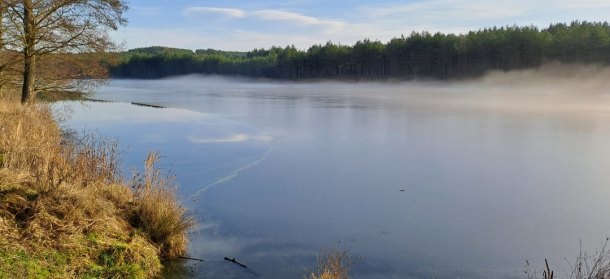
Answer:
[{"xmin": 111, "ymin": 21, "xmax": 610, "ymax": 80}]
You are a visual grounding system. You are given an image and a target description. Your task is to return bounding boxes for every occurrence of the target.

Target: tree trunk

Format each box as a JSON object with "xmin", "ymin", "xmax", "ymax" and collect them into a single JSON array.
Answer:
[
  {"xmin": 21, "ymin": 0, "xmax": 35, "ymax": 104},
  {"xmin": 0, "ymin": 2, "xmax": 5, "ymax": 98}
]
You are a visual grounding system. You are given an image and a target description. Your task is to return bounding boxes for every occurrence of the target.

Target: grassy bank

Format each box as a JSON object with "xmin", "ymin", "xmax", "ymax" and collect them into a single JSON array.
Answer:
[{"xmin": 0, "ymin": 99, "xmax": 194, "ymax": 278}]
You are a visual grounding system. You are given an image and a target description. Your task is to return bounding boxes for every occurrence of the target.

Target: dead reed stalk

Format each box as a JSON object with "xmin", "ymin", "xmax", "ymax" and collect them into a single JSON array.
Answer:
[
  {"xmin": 130, "ymin": 151, "xmax": 195, "ymax": 259},
  {"xmin": 527, "ymin": 238, "xmax": 610, "ymax": 279}
]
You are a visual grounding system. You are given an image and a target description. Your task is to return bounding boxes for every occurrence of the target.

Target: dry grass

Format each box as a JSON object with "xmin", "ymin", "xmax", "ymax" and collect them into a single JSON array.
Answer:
[
  {"xmin": 306, "ymin": 244, "xmax": 355, "ymax": 279},
  {"xmin": 526, "ymin": 239, "xmax": 610, "ymax": 279},
  {"xmin": 130, "ymin": 152, "xmax": 195, "ymax": 259},
  {"xmin": 569, "ymin": 239, "xmax": 610, "ymax": 279},
  {"xmin": 0, "ymin": 98, "xmax": 194, "ymax": 277},
  {"xmin": 0, "ymin": 88, "xmax": 20, "ymax": 102}
]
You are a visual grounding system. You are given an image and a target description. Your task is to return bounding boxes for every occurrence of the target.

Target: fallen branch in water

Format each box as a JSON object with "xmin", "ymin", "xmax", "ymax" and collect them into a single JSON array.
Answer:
[{"xmin": 224, "ymin": 257, "xmax": 247, "ymax": 268}]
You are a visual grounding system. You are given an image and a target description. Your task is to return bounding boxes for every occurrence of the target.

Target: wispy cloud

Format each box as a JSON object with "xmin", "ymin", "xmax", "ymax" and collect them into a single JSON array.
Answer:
[
  {"xmin": 559, "ymin": 0, "xmax": 610, "ymax": 8},
  {"xmin": 184, "ymin": 7, "xmax": 247, "ymax": 18},
  {"xmin": 360, "ymin": 0, "xmax": 531, "ymax": 20},
  {"xmin": 182, "ymin": 7, "xmax": 345, "ymax": 34},
  {"xmin": 251, "ymin": 10, "xmax": 345, "ymax": 33}
]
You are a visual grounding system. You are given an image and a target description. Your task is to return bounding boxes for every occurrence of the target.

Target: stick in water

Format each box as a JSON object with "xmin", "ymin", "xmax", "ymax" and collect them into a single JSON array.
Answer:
[{"xmin": 224, "ymin": 257, "xmax": 247, "ymax": 268}]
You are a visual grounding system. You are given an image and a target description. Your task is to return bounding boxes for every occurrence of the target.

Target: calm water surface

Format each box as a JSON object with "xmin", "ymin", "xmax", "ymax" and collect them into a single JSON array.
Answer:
[{"xmin": 59, "ymin": 76, "xmax": 610, "ymax": 278}]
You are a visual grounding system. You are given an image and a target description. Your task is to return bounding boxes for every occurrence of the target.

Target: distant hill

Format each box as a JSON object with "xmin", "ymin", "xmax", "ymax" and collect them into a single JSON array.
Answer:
[
  {"xmin": 125, "ymin": 47, "xmax": 247, "ymax": 58},
  {"xmin": 126, "ymin": 46, "xmax": 194, "ymax": 56},
  {"xmin": 195, "ymin": 49, "xmax": 247, "ymax": 58}
]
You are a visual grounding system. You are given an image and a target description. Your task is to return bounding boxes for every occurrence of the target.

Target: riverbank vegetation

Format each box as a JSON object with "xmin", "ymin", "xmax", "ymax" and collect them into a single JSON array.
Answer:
[
  {"xmin": 111, "ymin": 21, "xmax": 610, "ymax": 80},
  {"xmin": 0, "ymin": 98, "xmax": 194, "ymax": 277},
  {"xmin": 0, "ymin": 1, "xmax": 199, "ymax": 277}
]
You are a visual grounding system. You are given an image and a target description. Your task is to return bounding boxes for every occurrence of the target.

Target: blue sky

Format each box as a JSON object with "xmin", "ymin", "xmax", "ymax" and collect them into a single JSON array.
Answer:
[{"xmin": 114, "ymin": 0, "xmax": 610, "ymax": 51}]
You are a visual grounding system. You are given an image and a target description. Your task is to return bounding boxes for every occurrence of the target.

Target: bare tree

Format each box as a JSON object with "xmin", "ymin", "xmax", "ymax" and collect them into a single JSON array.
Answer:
[{"xmin": 3, "ymin": 0, "xmax": 127, "ymax": 103}]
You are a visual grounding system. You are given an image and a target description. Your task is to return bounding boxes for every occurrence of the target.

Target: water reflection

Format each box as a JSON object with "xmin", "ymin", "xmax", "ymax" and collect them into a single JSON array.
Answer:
[
  {"xmin": 57, "ymin": 75, "xmax": 610, "ymax": 278},
  {"xmin": 56, "ymin": 101, "xmax": 273, "ymax": 200}
]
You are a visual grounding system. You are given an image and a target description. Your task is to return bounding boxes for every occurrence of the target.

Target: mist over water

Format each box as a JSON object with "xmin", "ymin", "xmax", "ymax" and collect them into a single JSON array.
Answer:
[
  {"xmin": 64, "ymin": 64, "xmax": 610, "ymax": 278},
  {"xmin": 103, "ymin": 63, "xmax": 610, "ymax": 116}
]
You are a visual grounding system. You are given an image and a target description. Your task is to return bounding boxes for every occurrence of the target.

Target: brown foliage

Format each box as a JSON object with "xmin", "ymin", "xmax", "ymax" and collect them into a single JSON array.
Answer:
[
  {"xmin": 0, "ymin": 100, "xmax": 194, "ymax": 276},
  {"xmin": 130, "ymin": 152, "xmax": 196, "ymax": 259},
  {"xmin": 306, "ymin": 244, "xmax": 355, "ymax": 279}
]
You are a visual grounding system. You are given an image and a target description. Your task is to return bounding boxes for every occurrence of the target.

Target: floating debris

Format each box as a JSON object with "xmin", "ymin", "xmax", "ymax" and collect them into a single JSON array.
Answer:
[{"xmin": 224, "ymin": 257, "xmax": 248, "ymax": 269}]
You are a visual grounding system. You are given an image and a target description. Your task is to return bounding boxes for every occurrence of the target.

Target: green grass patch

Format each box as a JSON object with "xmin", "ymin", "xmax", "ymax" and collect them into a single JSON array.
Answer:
[
  {"xmin": 0, "ymin": 249, "xmax": 70, "ymax": 279},
  {"xmin": 82, "ymin": 241, "xmax": 154, "ymax": 279}
]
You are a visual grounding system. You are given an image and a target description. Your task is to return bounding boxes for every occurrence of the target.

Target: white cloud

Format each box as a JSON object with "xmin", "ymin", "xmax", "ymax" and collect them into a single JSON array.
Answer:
[
  {"xmin": 184, "ymin": 7, "xmax": 246, "ymax": 18},
  {"xmin": 559, "ymin": 0, "xmax": 610, "ymax": 8},
  {"xmin": 360, "ymin": 0, "xmax": 531, "ymax": 20},
  {"xmin": 182, "ymin": 7, "xmax": 345, "ymax": 34},
  {"xmin": 188, "ymin": 133, "xmax": 273, "ymax": 144},
  {"xmin": 252, "ymin": 10, "xmax": 320, "ymax": 24},
  {"xmin": 251, "ymin": 10, "xmax": 346, "ymax": 33}
]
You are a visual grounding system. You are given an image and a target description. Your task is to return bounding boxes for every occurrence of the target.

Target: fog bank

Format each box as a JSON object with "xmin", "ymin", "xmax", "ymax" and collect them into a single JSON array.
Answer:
[{"xmin": 130, "ymin": 62, "xmax": 610, "ymax": 114}]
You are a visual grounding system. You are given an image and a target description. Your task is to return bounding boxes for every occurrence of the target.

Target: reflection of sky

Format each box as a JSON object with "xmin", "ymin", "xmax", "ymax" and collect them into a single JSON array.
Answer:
[
  {"xmin": 56, "ymin": 101, "xmax": 272, "ymax": 197},
  {"xmin": 59, "ymin": 102, "xmax": 206, "ymax": 123}
]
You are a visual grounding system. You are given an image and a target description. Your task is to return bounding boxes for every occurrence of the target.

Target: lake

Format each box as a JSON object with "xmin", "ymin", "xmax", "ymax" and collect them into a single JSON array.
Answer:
[{"xmin": 58, "ymin": 74, "xmax": 610, "ymax": 278}]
